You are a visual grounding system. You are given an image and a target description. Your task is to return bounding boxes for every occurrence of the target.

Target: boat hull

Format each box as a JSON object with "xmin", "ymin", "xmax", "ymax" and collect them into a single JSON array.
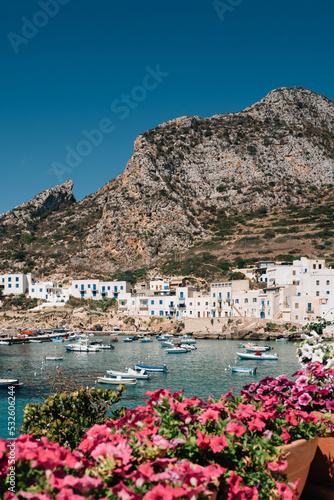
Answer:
[
  {"xmin": 135, "ymin": 364, "xmax": 167, "ymax": 372},
  {"xmin": 237, "ymin": 352, "xmax": 278, "ymax": 360},
  {"xmin": 98, "ymin": 376, "xmax": 137, "ymax": 385}
]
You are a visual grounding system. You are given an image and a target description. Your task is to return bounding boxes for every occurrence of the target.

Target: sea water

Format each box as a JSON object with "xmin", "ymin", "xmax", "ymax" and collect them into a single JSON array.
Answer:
[{"xmin": 0, "ymin": 339, "xmax": 301, "ymax": 438}]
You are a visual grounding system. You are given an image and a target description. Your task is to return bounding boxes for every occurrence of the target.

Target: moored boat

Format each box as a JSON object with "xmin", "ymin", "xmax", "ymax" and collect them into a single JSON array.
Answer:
[
  {"xmin": 65, "ymin": 338, "xmax": 100, "ymax": 352},
  {"xmin": 0, "ymin": 340, "xmax": 11, "ymax": 345},
  {"xmin": 237, "ymin": 352, "xmax": 278, "ymax": 360},
  {"xmin": 231, "ymin": 366, "xmax": 257, "ymax": 374},
  {"xmin": 135, "ymin": 363, "xmax": 167, "ymax": 373},
  {"xmin": 97, "ymin": 376, "xmax": 137, "ymax": 385},
  {"xmin": 140, "ymin": 337, "xmax": 153, "ymax": 343},
  {"xmin": 98, "ymin": 344, "xmax": 115, "ymax": 350},
  {"xmin": 29, "ymin": 339, "xmax": 42, "ymax": 343},
  {"xmin": 123, "ymin": 337, "xmax": 133, "ymax": 343},
  {"xmin": 166, "ymin": 346, "xmax": 188, "ymax": 354},
  {"xmin": 45, "ymin": 356, "xmax": 63, "ymax": 361},
  {"xmin": 106, "ymin": 368, "xmax": 150, "ymax": 379},
  {"xmin": 245, "ymin": 343, "xmax": 271, "ymax": 352}
]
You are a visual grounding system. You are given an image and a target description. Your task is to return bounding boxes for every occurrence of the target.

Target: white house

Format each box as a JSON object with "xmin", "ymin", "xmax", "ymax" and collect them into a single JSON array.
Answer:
[
  {"xmin": 0, "ymin": 273, "xmax": 33, "ymax": 295},
  {"xmin": 71, "ymin": 280, "xmax": 130, "ymax": 300},
  {"xmin": 28, "ymin": 280, "xmax": 70, "ymax": 303}
]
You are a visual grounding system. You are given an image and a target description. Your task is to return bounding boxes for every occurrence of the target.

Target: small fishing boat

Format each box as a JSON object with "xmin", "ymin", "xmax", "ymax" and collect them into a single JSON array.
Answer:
[
  {"xmin": 135, "ymin": 363, "xmax": 167, "ymax": 373},
  {"xmin": 97, "ymin": 376, "xmax": 137, "ymax": 385},
  {"xmin": 110, "ymin": 337, "xmax": 119, "ymax": 342},
  {"xmin": 52, "ymin": 336, "xmax": 64, "ymax": 343},
  {"xmin": 180, "ymin": 343, "xmax": 196, "ymax": 351},
  {"xmin": 231, "ymin": 366, "xmax": 257, "ymax": 374},
  {"xmin": 276, "ymin": 337, "xmax": 289, "ymax": 342},
  {"xmin": 0, "ymin": 340, "xmax": 11, "ymax": 345},
  {"xmin": 177, "ymin": 336, "xmax": 196, "ymax": 345},
  {"xmin": 123, "ymin": 337, "xmax": 133, "ymax": 343},
  {"xmin": 65, "ymin": 338, "xmax": 100, "ymax": 352},
  {"xmin": 140, "ymin": 337, "xmax": 153, "ymax": 343},
  {"xmin": 29, "ymin": 339, "xmax": 42, "ymax": 343},
  {"xmin": 0, "ymin": 369, "xmax": 23, "ymax": 387},
  {"xmin": 245, "ymin": 343, "xmax": 271, "ymax": 352},
  {"xmin": 237, "ymin": 352, "xmax": 279, "ymax": 360},
  {"xmin": 107, "ymin": 368, "xmax": 150, "ymax": 380},
  {"xmin": 166, "ymin": 346, "xmax": 188, "ymax": 354},
  {"xmin": 98, "ymin": 344, "xmax": 115, "ymax": 350},
  {"xmin": 161, "ymin": 341, "xmax": 174, "ymax": 348},
  {"xmin": 45, "ymin": 356, "xmax": 63, "ymax": 361}
]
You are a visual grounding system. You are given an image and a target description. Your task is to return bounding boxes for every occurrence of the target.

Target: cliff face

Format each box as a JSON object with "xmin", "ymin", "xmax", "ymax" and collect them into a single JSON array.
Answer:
[
  {"xmin": 0, "ymin": 180, "xmax": 76, "ymax": 226},
  {"xmin": 1, "ymin": 87, "xmax": 334, "ymax": 278}
]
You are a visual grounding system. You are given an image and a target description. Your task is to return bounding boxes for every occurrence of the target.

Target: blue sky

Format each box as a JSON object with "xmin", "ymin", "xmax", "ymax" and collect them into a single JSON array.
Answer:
[{"xmin": 0, "ymin": 0, "xmax": 333, "ymax": 214}]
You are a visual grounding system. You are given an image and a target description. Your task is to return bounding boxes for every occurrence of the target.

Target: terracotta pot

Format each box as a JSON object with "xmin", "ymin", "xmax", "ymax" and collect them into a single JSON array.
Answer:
[
  {"xmin": 280, "ymin": 437, "xmax": 318, "ymax": 500},
  {"xmin": 308, "ymin": 413, "xmax": 334, "ymax": 488}
]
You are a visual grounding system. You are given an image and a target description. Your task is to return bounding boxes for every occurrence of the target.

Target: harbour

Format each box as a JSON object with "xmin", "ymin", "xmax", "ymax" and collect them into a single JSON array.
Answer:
[{"xmin": 0, "ymin": 337, "xmax": 301, "ymax": 438}]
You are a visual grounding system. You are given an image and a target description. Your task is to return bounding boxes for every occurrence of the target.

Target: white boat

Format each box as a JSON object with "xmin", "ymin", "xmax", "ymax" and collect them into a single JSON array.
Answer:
[
  {"xmin": 98, "ymin": 376, "xmax": 137, "ymax": 385},
  {"xmin": 52, "ymin": 336, "xmax": 64, "ymax": 343},
  {"xmin": 123, "ymin": 337, "xmax": 133, "ymax": 343},
  {"xmin": 231, "ymin": 366, "xmax": 257, "ymax": 374},
  {"xmin": 29, "ymin": 339, "xmax": 42, "ymax": 343},
  {"xmin": 0, "ymin": 340, "xmax": 11, "ymax": 345},
  {"xmin": 106, "ymin": 368, "xmax": 150, "ymax": 380},
  {"xmin": 166, "ymin": 346, "xmax": 188, "ymax": 354},
  {"xmin": 98, "ymin": 344, "xmax": 115, "ymax": 350},
  {"xmin": 177, "ymin": 336, "xmax": 196, "ymax": 345},
  {"xmin": 135, "ymin": 363, "xmax": 167, "ymax": 373},
  {"xmin": 245, "ymin": 343, "xmax": 271, "ymax": 352},
  {"xmin": 140, "ymin": 337, "xmax": 153, "ymax": 343},
  {"xmin": 45, "ymin": 356, "xmax": 63, "ymax": 361},
  {"xmin": 65, "ymin": 338, "xmax": 100, "ymax": 352},
  {"xmin": 237, "ymin": 352, "xmax": 278, "ymax": 360},
  {"xmin": 180, "ymin": 343, "xmax": 196, "ymax": 351},
  {"xmin": 0, "ymin": 369, "xmax": 22, "ymax": 387},
  {"xmin": 67, "ymin": 332, "xmax": 81, "ymax": 341},
  {"xmin": 161, "ymin": 341, "xmax": 174, "ymax": 348},
  {"xmin": 276, "ymin": 337, "xmax": 288, "ymax": 342}
]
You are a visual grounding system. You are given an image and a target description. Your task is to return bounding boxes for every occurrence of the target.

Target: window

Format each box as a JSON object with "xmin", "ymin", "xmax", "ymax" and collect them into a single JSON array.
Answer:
[
  {"xmin": 151, "ymin": 311, "xmax": 154, "ymax": 315},
  {"xmin": 316, "ymin": 291, "xmax": 319, "ymax": 297},
  {"xmin": 180, "ymin": 292, "xmax": 184, "ymax": 298},
  {"xmin": 16, "ymin": 277, "xmax": 19, "ymax": 282},
  {"xmin": 170, "ymin": 301, "xmax": 174, "ymax": 307},
  {"xmin": 102, "ymin": 286, "xmax": 105, "ymax": 292},
  {"xmin": 93, "ymin": 284, "xmax": 97, "ymax": 290},
  {"xmin": 235, "ymin": 299, "xmax": 239, "ymax": 304},
  {"xmin": 213, "ymin": 302, "xmax": 216, "ymax": 307},
  {"xmin": 253, "ymin": 298, "xmax": 257, "ymax": 303},
  {"xmin": 326, "ymin": 280, "xmax": 330, "ymax": 286},
  {"xmin": 213, "ymin": 293, "xmax": 216, "ymax": 298},
  {"xmin": 120, "ymin": 286, "xmax": 123, "ymax": 290},
  {"xmin": 151, "ymin": 300, "xmax": 154, "ymax": 305},
  {"xmin": 189, "ymin": 302, "xmax": 192, "ymax": 306},
  {"xmin": 8, "ymin": 284, "xmax": 11, "ymax": 288},
  {"xmin": 205, "ymin": 302, "xmax": 208, "ymax": 306},
  {"xmin": 295, "ymin": 315, "xmax": 299, "ymax": 319},
  {"xmin": 88, "ymin": 284, "xmax": 91, "ymax": 288},
  {"xmin": 75, "ymin": 284, "xmax": 78, "ymax": 289},
  {"xmin": 326, "ymin": 291, "xmax": 330, "ymax": 295},
  {"xmin": 295, "ymin": 303, "xmax": 299, "ymax": 309},
  {"xmin": 39, "ymin": 288, "xmax": 42, "ymax": 293},
  {"xmin": 319, "ymin": 264, "xmax": 322, "ymax": 269},
  {"xmin": 244, "ymin": 298, "xmax": 248, "ymax": 303},
  {"xmin": 159, "ymin": 300, "xmax": 163, "ymax": 305},
  {"xmin": 219, "ymin": 292, "xmax": 222, "ymax": 299},
  {"xmin": 32, "ymin": 288, "xmax": 34, "ymax": 292},
  {"xmin": 313, "ymin": 264, "xmax": 316, "ymax": 269},
  {"xmin": 293, "ymin": 270, "xmax": 296, "ymax": 276},
  {"xmin": 316, "ymin": 280, "xmax": 320, "ymax": 286},
  {"xmin": 108, "ymin": 286, "xmax": 110, "ymax": 290},
  {"xmin": 307, "ymin": 303, "xmax": 312, "ymax": 311},
  {"xmin": 159, "ymin": 311, "xmax": 164, "ymax": 316},
  {"xmin": 8, "ymin": 277, "xmax": 11, "ymax": 282},
  {"xmin": 1, "ymin": 279, "xmax": 4, "ymax": 283}
]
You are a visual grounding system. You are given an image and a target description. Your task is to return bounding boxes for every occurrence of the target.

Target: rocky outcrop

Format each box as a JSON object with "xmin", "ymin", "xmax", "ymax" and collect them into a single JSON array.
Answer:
[
  {"xmin": 0, "ymin": 87, "xmax": 334, "ymax": 277},
  {"xmin": 0, "ymin": 180, "xmax": 75, "ymax": 226}
]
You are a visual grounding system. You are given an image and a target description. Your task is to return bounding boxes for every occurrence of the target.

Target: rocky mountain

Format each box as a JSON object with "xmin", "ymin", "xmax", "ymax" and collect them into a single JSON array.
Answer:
[{"xmin": 1, "ymin": 87, "xmax": 334, "ymax": 280}]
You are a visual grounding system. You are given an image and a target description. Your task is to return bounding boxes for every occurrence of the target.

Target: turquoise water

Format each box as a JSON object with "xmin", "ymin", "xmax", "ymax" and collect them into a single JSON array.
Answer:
[{"xmin": 0, "ymin": 339, "xmax": 301, "ymax": 439}]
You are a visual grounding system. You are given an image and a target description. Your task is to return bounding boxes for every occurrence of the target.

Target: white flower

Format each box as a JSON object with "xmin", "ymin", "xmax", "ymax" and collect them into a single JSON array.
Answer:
[
  {"xmin": 300, "ymin": 344, "xmax": 313, "ymax": 359},
  {"xmin": 310, "ymin": 330, "xmax": 320, "ymax": 339},
  {"xmin": 311, "ymin": 349, "xmax": 324, "ymax": 363},
  {"xmin": 324, "ymin": 358, "xmax": 334, "ymax": 369},
  {"xmin": 301, "ymin": 333, "xmax": 313, "ymax": 341}
]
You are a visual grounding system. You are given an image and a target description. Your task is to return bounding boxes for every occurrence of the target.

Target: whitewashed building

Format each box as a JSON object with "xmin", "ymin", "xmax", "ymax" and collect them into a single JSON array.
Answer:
[
  {"xmin": 71, "ymin": 280, "xmax": 130, "ymax": 300},
  {"xmin": 0, "ymin": 273, "xmax": 33, "ymax": 295},
  {"xmin": 29, "ymin": 280, "xmax": 70, "ymax": 303}
]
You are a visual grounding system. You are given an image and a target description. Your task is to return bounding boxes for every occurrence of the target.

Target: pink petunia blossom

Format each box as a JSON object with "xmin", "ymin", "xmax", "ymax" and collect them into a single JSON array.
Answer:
[
  {"xmin": 198, "ymin": 408, "xmax": 220, "ymax": 424},
  {"xmin": 275, "ymin": 481, "xmax": 295, "ymax": 500},
  {"xmin": 144, "ymin": 484, "xmax": 175, "ymax": 500},
  {"xmin": 210, "ymin": 434, "xmax": 228, "ymax": 453},
  {"xmin": 225, "ymin": 422, "xmax": 246, "ymax": 437},
  {"xmin": 196, "ymin": 429, "xmax": 211, "ymax": 449},
  {"xmin": 297, "ymin": 393, "xmax": 312, "ymax": 407},
  {"xmin": 267, "ymin": 459, "xmax": 288, "ymax": 472},
  {"xmin": 248, "ymin": 418, "xmax": 266, "ymax": 432},
  {"xmin": 281, "ymin": 427, "xmax": 291, "ymax": 444}
]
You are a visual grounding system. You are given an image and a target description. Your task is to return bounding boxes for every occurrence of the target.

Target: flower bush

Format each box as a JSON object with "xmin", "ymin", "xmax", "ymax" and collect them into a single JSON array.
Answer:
[
  {"xmin": 2, "ymin": 387, "xmax": 329, "ymax": 500},
  {"xmin": 296, "ymin": 330, "xmax": 334, "ymax": 369}
]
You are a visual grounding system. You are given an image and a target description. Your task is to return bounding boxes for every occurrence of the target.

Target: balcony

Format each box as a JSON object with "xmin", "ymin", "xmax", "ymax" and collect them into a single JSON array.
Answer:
[
  {"xmin": 139, "ymin": 305, "xmax": 148, "ymax": 310},
  {"xmin": 177, "ymin": 303, "xmax": 186, "ymax": 308}
]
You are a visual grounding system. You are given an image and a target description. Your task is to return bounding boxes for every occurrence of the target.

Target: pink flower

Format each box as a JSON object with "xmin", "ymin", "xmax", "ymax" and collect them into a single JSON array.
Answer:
[
  {"xmin": 196, "ymin": 429, "xmax": 211, "ymax": 449},
  {"xmin": 54, "ymin": 488, "xmax": 87, "ymax": 500},
  {"xmin": 281, "ymin": 427, "xmax": 291, "ymax": 444},
  {"xmin": 210, "ymin": 434, "xmax": 228, "ymax": 453},
  {"xmin": 20, "ymin": 493, "xmax": 53, "ymax": 500},
  {"xmin": 112, "ymin": 481, "xmax": 142, "ymax": 500},
  {"xmin": 326, "ymin": 400, "xmax": 334, "ymax": 411},
  {"xmin": 267, "ymin": 459, "xmax": 288, "ymax": 472},
  {"xmin": 144, "ymin": 484, "xmax": 174, "ymax": 500},
  {"xmin": 198, "ymin": 408, "xmax": 220, "ymax": 424},
  {"xmin": 298, "ymin": 393, "xmax": 312, "ymax": 406},
  {"xmin": 248, "ymin": 418, "xmax": 266, "ymax": 432},
  {"xmin": 275, "ymin": 481, "xmax": 294, "ymax": 500},
  {"xmin": 225, "ymin": 422, "xmax": 246, "ymax": 437},
  {"xmin": 49, "ymin": 473, "xmax": 102, "ymax": 494}
]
